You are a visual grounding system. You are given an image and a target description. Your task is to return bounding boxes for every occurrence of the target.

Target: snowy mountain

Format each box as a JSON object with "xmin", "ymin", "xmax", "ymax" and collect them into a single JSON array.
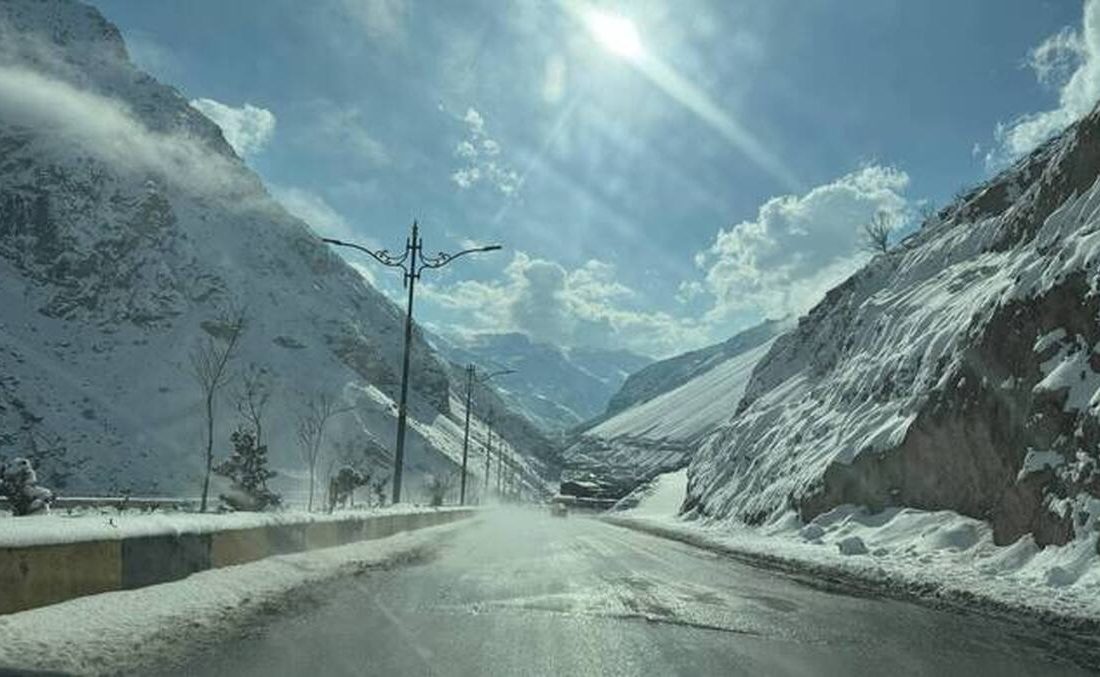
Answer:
[
  {"xmin": 560, "ymin": 320, "xmax": 790, "ymax": 498},
  {"xmin": 687, "ymin": 102, "xmax": 1100, "ymax": 548},
  {"xmin": 430, "ymin": 331, "xmax": 652, "ymax": 433},
  {"xmin": 0, "ymin": 0, "xmax": 556, "ymax": 500},
  {"xmin": 592, "ymin": 318, "xmax": 788, "ymax": 426}
]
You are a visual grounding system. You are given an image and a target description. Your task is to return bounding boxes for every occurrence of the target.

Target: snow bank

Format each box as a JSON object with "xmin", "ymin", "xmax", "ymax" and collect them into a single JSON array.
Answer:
[
  {"xmin": 0, "ymin": 520, "xmax": 469, "ymax": 676},
  {"xmin": 610, "ymin": 506, "xmax": 1100, "ymax": 623},
  {"xmin": 0, "ymin": 504, "xmax": 464, "ymax": 548}
]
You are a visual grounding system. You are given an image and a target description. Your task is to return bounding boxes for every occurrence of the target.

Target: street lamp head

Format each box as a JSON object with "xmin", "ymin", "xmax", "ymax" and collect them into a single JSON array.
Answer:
[{"xmin": 480, "ymin": 244, "xmax": 503, "ymax": 252}]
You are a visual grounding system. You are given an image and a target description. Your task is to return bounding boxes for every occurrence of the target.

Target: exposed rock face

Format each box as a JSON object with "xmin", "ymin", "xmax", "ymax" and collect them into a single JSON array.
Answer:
[{"xmin": 687, "ymin": 104, "xmax": 1100, "ymax": 547}]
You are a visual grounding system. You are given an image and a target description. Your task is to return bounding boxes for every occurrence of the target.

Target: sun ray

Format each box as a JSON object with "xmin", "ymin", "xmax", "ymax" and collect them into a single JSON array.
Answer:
[{"xmin": 562, "ymin": 0, "xmax": 801, "ymax": 192}]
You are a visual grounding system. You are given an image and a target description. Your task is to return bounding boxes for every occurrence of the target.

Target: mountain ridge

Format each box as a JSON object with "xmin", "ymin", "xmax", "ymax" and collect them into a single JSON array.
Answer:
[{"xmin": 0, "ymin": 0, "xmax": 557, "ymax": 500}]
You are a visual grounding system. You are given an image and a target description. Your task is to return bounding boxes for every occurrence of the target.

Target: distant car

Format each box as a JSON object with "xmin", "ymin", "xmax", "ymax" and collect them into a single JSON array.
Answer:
[{"xmin": 550, "ymin": 502, "xmax": 568, "ymax": 518}]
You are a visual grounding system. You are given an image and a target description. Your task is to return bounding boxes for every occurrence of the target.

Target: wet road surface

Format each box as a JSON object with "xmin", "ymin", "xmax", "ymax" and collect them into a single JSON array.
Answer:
[{"xmin": 175, "ymin": 509, "xmax": 1094, "ymax": 676}]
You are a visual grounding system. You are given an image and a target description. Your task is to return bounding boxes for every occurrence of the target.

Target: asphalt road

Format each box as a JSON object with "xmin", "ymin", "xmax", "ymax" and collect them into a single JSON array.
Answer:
[{"xmin": 175, "ymin": 509, "xmax": 1095, "ymax": 676}]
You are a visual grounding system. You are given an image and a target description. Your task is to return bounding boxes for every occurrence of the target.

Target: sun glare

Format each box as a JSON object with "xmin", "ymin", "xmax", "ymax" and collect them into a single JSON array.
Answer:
[{"xmin": 584, "ymin": 9, "xmax": 644, "ymax": 60}]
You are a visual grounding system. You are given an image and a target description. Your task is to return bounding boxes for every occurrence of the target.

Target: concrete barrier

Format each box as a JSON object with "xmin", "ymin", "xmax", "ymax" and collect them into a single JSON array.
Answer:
[
  {"xmin": 0, "ymin": 541, "xmax": 121, "ymax": 614},
  {"xmin": 1, "ymin": 508, "xmax": 474, "ymax": 615}
]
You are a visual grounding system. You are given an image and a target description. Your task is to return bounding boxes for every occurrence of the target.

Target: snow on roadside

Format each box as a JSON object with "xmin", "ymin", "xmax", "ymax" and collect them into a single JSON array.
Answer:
[
  {"xmin": 0, "ymin": 519, "xmax": 470, "ymax": 676},
  {"xmin": 613, "ymin": 469, "xmax": 687, "ymax": 516},
  {"xmin": 612, "ymin": 471, "xmax": 1100, "ymax": 623},
  {"xmin": 0, "ymin": 505, "xmax": 465, "ymax": 548}
]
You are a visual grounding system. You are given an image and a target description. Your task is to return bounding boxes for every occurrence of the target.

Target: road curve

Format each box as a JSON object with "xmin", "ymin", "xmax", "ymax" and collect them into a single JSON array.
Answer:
[{"xmin": 172, "ymin": 509, "xmax": 1093, "ymax": 676}]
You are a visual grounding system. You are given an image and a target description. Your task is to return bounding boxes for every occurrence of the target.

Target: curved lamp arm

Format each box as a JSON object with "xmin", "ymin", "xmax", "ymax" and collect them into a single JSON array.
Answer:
[
  {"xmin": 419, "ymin": 244, "xmax": 502, "ymax": 273},
  {"xmin": 480, "ymin": 368, "xmax": 516, "ymax": 383},
  {"xmin": 322, "ymin": 237, "xmax": 410, "ymax": 270}
]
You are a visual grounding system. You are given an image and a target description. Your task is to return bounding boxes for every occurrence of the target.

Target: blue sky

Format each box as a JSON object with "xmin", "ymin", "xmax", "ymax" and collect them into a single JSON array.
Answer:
[{"xmin": 92, "ymin": 0, "xmax": 1097, "ymax": 357}]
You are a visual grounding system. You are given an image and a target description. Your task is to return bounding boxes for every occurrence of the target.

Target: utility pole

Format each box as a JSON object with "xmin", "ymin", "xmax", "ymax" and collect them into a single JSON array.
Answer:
[
  {"xmin": 460, "ymin": 364, "xmax": 474, "ymax": 506},
  {"xmin": 497, "ymin": 440, "xmax": 504, "ymax": 496},
  {"xmin": 459, "ymin": 366, "xmax": 514, "ymax": 505},
  {"xmin": 322, "ymin": 223, "xmax": 500, "ymax": 504},
  {"xmin": 483, "ymin": 408, "xmax": 494, "ymax": 499}
]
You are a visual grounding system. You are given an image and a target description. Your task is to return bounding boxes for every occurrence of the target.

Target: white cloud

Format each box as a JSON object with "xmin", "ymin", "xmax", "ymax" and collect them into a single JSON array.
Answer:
[
  {"xmin": 270, "ymin": 186, "xmax": 357, "ymax": 241},
  {"xmin": 189, "ymin": 98, "xmax": 276, "ymax": 157},
  {"xmin": 463, "ymin": 107, "xmax": 485, "ymax": 134},
  {"xmin": 694, "ymin": 165, "xmax": 911, "ymax": 322},
  {"xmin": 987, "ymin": 0, "xmax": 1100, "ymax": 167},
  {"xmin": 0, "ymin": 63, "xmax": 250, "ymax": 196},
  {"xmin": 450, "ymin": 107, "xmax": 521, "ymax": 195},
  {"xmin": 421, "ymin": 252, "xmax": 707, "ymax": 357}
]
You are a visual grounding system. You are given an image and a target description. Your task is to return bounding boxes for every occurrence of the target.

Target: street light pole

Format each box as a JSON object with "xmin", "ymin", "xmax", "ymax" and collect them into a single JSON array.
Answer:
[
  {"xmin": 322, "ymin": 222, "xmax": 500, "ymax": 504},
  {"xmin": 459, "ymin": 366, "xmax": 514, "ymax": 506}
]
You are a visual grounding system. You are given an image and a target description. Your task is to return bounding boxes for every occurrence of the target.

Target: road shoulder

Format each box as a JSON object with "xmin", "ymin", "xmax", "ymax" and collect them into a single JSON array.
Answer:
[{"xmin": 603, "ymin": 513, "xmax": 1100, "ymax": 670}]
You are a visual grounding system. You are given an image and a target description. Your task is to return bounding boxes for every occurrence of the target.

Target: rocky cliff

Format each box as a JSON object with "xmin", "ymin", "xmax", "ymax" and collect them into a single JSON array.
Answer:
[{"xmin": 687, "ymin": 103, "xmax": 1100, "ymax": 547}]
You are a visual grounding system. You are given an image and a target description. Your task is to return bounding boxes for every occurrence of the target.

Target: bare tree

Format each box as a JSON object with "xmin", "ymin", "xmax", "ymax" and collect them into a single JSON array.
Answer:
[
  {"xmin": 861, "ymin": 210, "xmax": 894, "ymax": 255},
  {"xmin": 423, "ymin": 472, "xmax": 455, "ymax": 507},
  {"xmin": 190, "ymin": 306, "xmax": 246, "ymax": 512},
  {"xmin": 296, "ymin": 392, "xmax": 350, "ymax": 511},
  {"xmin": 235, "ymin": 365, "xmax": 272, "ymax": 447}
]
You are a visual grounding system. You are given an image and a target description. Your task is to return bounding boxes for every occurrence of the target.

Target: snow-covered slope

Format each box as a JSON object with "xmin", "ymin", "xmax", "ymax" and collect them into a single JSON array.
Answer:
[
  {"xmin": 431, "ymin": 331, "xmax": 651, "ymax": 433},
  {"xmin": 0, "ymin": 0, "xmax": 555, "ymax": 500},
  {"xmin": 561, "ymin": 322, "xmax": 786, "ymax": 496},
  {"xmin": 588, "ymin": 340, "xmax": 774, "ymax": 442},
  {"xmin": 688, "ymin": 101, "xmax": 1100, "ymax": 548},
  {"xmin": 602, "ymin": 318, "xmax": 787, "ymax": 419}
]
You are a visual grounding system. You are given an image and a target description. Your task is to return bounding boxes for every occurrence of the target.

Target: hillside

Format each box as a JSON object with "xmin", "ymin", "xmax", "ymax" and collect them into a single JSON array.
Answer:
[
  {"xmin": 0, "ymin": 0, "xmax": 556, "ymax": 501},
  {"xmin": 687, "ymin": 101, "xmax": 1100, "ymax": 548},
  {"xmin": 560, "ymin": 321, "xmax": 790, "ymax": 498},
  {"xmin": 589, "ymin": 318, "xmax": 788, "ymax": 428},
  {"xmin": 431, "ymin": 331, "xmax": 651, "ymax": 433}
]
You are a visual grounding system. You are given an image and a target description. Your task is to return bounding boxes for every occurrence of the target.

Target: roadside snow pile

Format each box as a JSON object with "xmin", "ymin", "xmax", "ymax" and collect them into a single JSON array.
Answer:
[
  {"xmin": 610, "ymin": 504, "xmax": 1100, "ymax": 622},
  {"xmin": 0, "ymin": 504, "xmax": 463, "ymax": 548},
  {"xmin": 0, "ymin": 520, "xmax": 468, "ymax": 676},
  {"xmin": 687, "ymin": 99, "xmax": 1100, "ymax": 548}
]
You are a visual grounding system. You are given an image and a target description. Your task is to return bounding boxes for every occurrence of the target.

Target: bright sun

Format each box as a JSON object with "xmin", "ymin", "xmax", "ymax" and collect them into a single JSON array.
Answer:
[{"xmin": 584, "ymin": 9, "xmax": 644, "ymax": 60}]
